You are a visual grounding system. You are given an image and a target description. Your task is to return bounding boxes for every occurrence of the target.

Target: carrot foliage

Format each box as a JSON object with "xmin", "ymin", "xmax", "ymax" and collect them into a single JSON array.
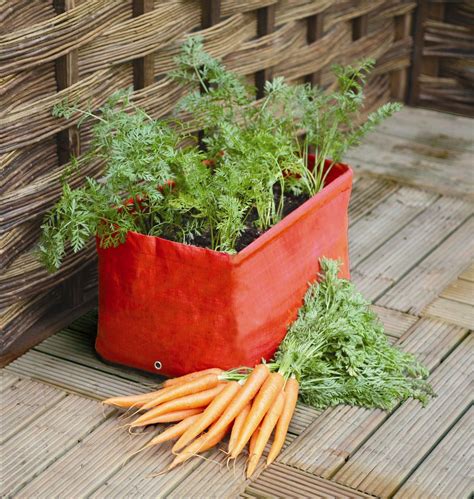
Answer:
[
  {"xmin": 40, "ymin": 37, "xmax": 400, "ymax": 271},
  {"xmin": 274, "ymin": 259, "xmax": 434, "ymax": 410}
]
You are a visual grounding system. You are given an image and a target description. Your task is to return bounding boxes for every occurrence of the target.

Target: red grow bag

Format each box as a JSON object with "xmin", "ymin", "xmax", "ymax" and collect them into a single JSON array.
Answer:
[{"xmin": 95, "ymin": 157, "xmax": 353, "ymax": 377}]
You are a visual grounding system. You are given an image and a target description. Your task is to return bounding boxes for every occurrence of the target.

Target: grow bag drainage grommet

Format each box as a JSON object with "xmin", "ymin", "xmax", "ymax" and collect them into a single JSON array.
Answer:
[{"xmin": 154, "ymin": 361, "xmax": 163, "ymax": 371}]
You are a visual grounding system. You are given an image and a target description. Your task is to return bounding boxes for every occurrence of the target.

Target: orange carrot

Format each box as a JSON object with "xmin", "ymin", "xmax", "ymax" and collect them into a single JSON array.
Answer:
[
  {"xmin": 102, "ymin": 388, "xmax": 170, "ymax": 409},
  {"xmin": 131, "ymin": 384, "xmax": 225, "ymax": 427},
  {"xmin": 140, "ymin": 373, "xmax": 221, "ymax": 411},
  {"xmin": 142, "ymin": 408, "xmax": 203, "ymax": 424},
  {"xmin": 228, "ymin": 403, "xmax": 251, "ymax": 454},
  {"xmin": 248, "ymin": 425, "xmax": 260, "ymax": 457},
  {"xmin": 169, "ymin": 422, "xmax": 231, "ymax": 470},
  {"xmin": 163, "ymin": 368, "xmax": 223, "ymax": 388},
  {"xmin": 247, "ymin": 391, "xmax": 285, "ymax": 478},
  {"xmin": 172, "ymin": 381, "xmax": 241, "ymax": 452},
  {"xmin": 146, "ymin": 413, "xmax": 202, "ymax": 447},
  {"xmin": 230, "ymin": 372, "xmax": 285, "ymax": 459},
  {"xmin": 266, "ymin": 377, "xmax": 299, "ymax": 466},
  {"xmin": 174, "ymin": 364, "xmax": 269, "ymax": 465}
]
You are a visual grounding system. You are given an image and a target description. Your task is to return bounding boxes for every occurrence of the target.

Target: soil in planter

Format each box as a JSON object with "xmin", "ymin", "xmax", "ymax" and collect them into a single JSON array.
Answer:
[{"xmin": 192, "ymin": 186, "xmax": 309, "ymax": 252}]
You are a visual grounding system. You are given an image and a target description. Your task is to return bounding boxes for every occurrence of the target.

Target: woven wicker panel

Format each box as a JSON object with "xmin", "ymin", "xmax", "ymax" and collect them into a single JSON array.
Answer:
[
  {"xmin": 413, "ymin": 1, "xmax": 473, "ymax": 116},
  {"xmin": 0, "ymin": 0, "xmax": 415, "ymax": 364}
]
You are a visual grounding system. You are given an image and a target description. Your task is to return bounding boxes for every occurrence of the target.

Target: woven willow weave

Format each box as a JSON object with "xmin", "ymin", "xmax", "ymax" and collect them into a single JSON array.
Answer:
[
  {"xmin": 0, "ymin": 0, "xmax": 416, "ymax": 362},
  {"xmin": 416, "ymin": 2, "xmax": 474, "ymax": 115}
]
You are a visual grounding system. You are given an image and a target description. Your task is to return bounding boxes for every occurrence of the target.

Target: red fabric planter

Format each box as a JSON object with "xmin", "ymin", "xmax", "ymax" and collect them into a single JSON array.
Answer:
[{"xmin": 95, "ymin": 158, "xmax": 353, "ymax": 377}]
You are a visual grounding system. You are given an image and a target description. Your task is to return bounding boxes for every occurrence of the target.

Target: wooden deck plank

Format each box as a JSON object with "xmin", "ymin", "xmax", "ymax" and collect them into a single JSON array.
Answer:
[
  {"xmin": 346, "ymin": 151, "xmax": 473, "ymax": 199},
  {"xmin": 378, "ymin": 218, "xmax": 474, "ymax": 314},
  {"xmin": 245, "ymin": 462, "xmax": 372, "ymax": 499},
  {"xmin": 1, "ymin": 371, "xmax": 20, "ymax": 392},
  {"xmin": 440, "ymin": 278, "xmax": 474, "ymax": 306},
  {"xmin": 17, "ymin": 417, "xmax": 155, "ymax": 499},
  {"xmin": 459, "ymin": 263, "xmax": 474, "ymax": 282},
  {"xmin": 1, "ymin": 394, "xmax": 112, "ymax": 497},
  {"xmin": 375, "ymin": 107, "xmax": 474, "ymax": 152},
  {"xmin": 333, "ymin": 334, "xmax": 472, "ymax": 497},
  {"xmin": 355, "ymin": 129, "xmax": 474, "ymax": 164},
  {"xmin": 90, "ymin": 441, "xmax": 220, "ymax": 499},
  {"xmin": 370, "ymin": 305, "xmax": 418, "ymax": 340},
  {"xmin": 351, "ymin": 196, "xmax": 472, "ymax": 302},
  {"xmin": 349, "ymin": 186, "xmax": 437, "ymax": 268},
  {"xmin": 346, "ymin": 125, "xmax": 474, "ymax": 198},
  {"xmin": 278, "ymin": 318, "xmax": 467, "ymax": 477},
  {"xmin": 4, "ymin": 350, "xmax": 149, "ymax": 400},
  {"xmin": 34, "ymin": 327, "xmax": 160, "ymax": 385},
  {"xmin": 1, "ymin": 377, "xmax": 66, "ymax": 445},
  {"xmin": 394, "ymin": 408, "xmax": 473, "ymax": 499},
  {"xmin": 348, "ymin": 177, "xmax": 398, "ymax": 224},
  {"xmin": 424, "ymin": 297, "xmax": 474, "ymax": 330}
]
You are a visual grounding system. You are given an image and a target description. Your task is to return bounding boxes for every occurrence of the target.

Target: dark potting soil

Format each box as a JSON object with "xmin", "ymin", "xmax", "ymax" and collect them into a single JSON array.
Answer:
[{"xmin": 192, "ymin": 186, "xmax": 309, "ymax": 252}]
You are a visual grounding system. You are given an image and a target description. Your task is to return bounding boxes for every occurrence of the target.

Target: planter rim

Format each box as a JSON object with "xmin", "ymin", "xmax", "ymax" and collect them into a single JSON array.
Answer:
[{"xmin": 99, "ymin": 161, "xmax": 352, "ymax": 260}]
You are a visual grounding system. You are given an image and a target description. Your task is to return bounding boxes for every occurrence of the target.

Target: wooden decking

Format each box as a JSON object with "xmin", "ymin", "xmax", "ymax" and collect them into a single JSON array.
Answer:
[{"xmin": 1, "ymin": 107, "xmax": 473, "ymax": 498}]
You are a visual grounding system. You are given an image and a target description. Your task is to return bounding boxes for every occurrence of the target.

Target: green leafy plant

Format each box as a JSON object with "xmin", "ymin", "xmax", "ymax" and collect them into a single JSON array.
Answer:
[
  {"xmin": 40, "ymin": 91, "xmax": 202, "ymax": 270},
  {"xmin": 40, "ymin": 37, "xmax": 401, "ymax": 271},
  {"xmin": 274, "ymin": 259, "xmax": 434, "ymax": 409}
]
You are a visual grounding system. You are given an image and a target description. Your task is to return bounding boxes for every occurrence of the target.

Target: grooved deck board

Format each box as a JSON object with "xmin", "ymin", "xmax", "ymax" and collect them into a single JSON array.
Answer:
[
  {"xmin": 245, "ymin": 462, "xmax": 372, "ymax": 499},
  {"xmin": 278, "ymin": 318, "xmax": 467, "ymax": 477},
  {"xmin": 394, "ymin": 408, "xmax": 473, "ymax": 499},
  {"xmin": 1, "ymin": 395, "xmax": 112, "ymax": 497},
  {"xmin": 440, "ymin": 278, "xmax": 474, "ymax": 306},
  {"xmin": 333, "ymin": 334, "xmax": 472, "ymax": 497},
  {"xmin": 460, "ymin": 263, "xmax": 474, "ymax": 282},
  {"xmin": 34, "ymin": 327, "xmax": 160, "ymax": 385},
  {"xmin": 424, "ymin": 297, "xmax": 474, "ymax": 330},
  {"xmin": 375, "ymin": 107, "xmax": 474, "ymax": 152},
  {"xmin": 351, "ymin": 196, "xmax": 473, "ymax": 301},
  {"xmin": 346, "ymin": 114, "xmax": 474, "ymax": 197},
  {"xmin": 351, "ymin": 130, "xmax": 474, "ymax": 167},
  {"xmin": 1, "ymin": 371, "xmax": 20, "ymax": 392},
  {"xmin": 4, "ymin": 349, "xmax": 148, "ymax": 399},
  {"xmin": 1, "ymin": 377, "xmax": 66, "ymax": 445},
  {"xmin": 349, "ymin": 186, "xmax": 437, "ymax": 267},
  {"xmin": 17, "ymin": 417, "xmax": 155, "ymax": 498},
  {"xmin": 370, "ymin": 305, "xmax": 418, "ymax": 340},
  {"xmin": 378, "ymin": 218, "xmax": 474, "ymax": 314},
  {"xmin": 349, "ymin": 177, "xmax": 398, "ymax": 224},
  {"xmin": 290, "ymin": 404, "xmax": 321, "ymax": 435}
]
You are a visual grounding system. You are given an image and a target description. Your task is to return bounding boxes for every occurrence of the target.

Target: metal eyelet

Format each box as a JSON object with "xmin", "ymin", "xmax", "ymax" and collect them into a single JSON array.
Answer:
[{"xmin": 154, "ymin": 360, "xmax": 162, "ymax": 371}]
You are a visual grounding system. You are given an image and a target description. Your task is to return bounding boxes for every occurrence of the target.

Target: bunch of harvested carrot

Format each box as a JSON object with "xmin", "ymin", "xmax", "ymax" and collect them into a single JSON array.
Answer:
[
  {"xmin": 103, "ymin": 259, "xmax": 433, "ymax": 479},
  {"xmin": 103, "ymin": 365, "xmax": 299, "ymax": 477}
]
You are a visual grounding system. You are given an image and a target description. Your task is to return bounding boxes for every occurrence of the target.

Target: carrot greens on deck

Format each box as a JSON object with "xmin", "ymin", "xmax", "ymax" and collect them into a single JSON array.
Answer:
[{"xmin": 275, "ymin": 259, "xmax": 433, "ymax": 410}]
